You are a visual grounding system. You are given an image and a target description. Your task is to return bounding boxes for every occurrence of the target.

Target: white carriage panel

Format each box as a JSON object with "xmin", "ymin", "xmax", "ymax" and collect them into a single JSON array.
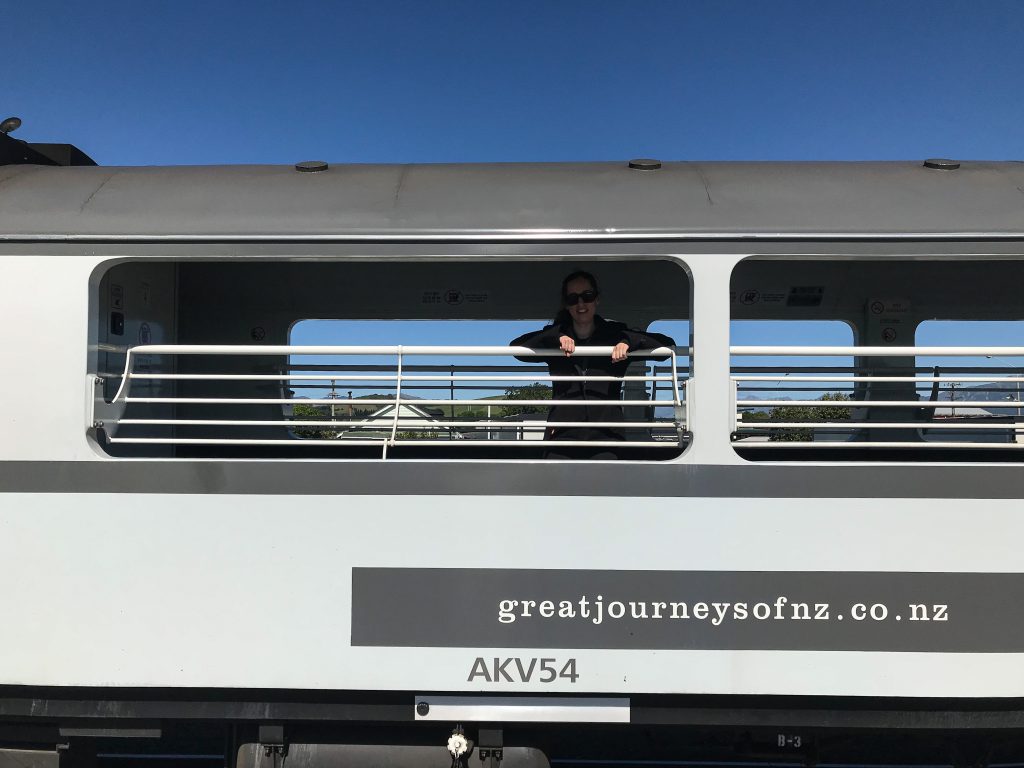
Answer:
[
  {"xmin": 0, "ymin": 256, "xmax": 99, "ymax": 461},
  {"xmin": 2, "ymin": 491, "xmax": 1023, "ymax": 698}
]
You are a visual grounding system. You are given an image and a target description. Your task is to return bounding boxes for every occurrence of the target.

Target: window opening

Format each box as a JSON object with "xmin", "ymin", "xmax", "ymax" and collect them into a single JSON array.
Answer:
[
  {"xmin": 913, "ymin": 322, "xmax": 1024, "ymax": 443},
  {"xmin": 282, "ymin": 320, "xmax": 686, "ymax": 455},
  {"xmin": 99, "ymin": 341, "xmax": 686, "ymax": 459},
  {"xmin": 288, "ymin": 321, "xmax": 553, "ymax": 443},
  {"xmin": 90, "ymin": 259, "xmax": 691, "ymax": 460},
  {"xmin": 731, "ymin": 321, "xmax": 855, "ymax": 446},
  {"xmin": 730, "ymin": 258, "xmax": 1024, "ymax": 461}
]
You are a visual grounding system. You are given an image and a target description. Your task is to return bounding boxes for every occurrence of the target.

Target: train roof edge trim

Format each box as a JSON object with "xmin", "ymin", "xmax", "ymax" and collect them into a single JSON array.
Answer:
[{"xmin": 1, "ymin": 160, "xmax": 1023, "ymax": 241}]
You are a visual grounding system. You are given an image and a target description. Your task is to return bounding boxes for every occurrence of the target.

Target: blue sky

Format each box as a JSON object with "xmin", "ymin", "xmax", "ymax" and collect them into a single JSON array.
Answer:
[
  {"xmin": 7, "ymin": 1, "xmax": 1024, "ymax": 165},
  {"xmin": 8, "ymin": 1, "xmax": 1024, "ymax": 394}
]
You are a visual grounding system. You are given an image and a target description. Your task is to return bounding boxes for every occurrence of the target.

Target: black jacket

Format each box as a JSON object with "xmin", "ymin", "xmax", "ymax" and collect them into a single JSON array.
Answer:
[{"xmin": 510, "ymin": 316, "xmax": 674, "ymax": 441}]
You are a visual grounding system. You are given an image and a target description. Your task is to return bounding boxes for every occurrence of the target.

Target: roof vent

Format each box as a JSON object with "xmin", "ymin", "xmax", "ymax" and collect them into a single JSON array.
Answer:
[
  {"xmin": 923, "ymin": 158, "xmax": 960, "ymax": 170},
  {"xmin": 628, "ymin": 158, "xmax": 662, "ymax": 171},
  {"xmin": 295, "ymin": 160, "xmax": 329, "ymax": 173}
]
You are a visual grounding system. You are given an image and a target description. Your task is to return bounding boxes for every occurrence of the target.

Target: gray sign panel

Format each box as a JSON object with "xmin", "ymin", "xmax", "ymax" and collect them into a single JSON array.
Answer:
[{"xmin": 352, "ymin": 568, "xmax": 1024, "ymax": 652}]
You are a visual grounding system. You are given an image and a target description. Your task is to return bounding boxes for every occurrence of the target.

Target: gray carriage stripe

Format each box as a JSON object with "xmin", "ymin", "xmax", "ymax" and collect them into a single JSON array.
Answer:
[{"xmin": 0, "ymin": 461, "xmax": 1023, "ymax": 498}]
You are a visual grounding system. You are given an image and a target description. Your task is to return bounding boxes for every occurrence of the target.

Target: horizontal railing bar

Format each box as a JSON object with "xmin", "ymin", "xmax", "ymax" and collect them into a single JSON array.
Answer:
[
  {"xmin": 286, "ymin": 388, "xmax": 682, "ymax": 397},
  {"xmin": 341, "ymin": 422, "xmax": 673, "ymax": 430},
  {"xmin": 289, "ymin": 364, "xmax": 551, "ymax": 372},
  {"xmin": 287, "ymin": 386, "xmax": 680, "ymax": 395},
  {"xmin": 735, "ymin": 441, "xmax": 1024, "ymax": 449},
  {"xmin": 736, "ymin": 400, "xmax": 1021, "ymax": 408},
  {"xmin": 733, "ymin": 376, "xmax": 1024, "ymax": 383},
  {"xmin": 111, "ymin": 364, "xmax": 691, "ymax": 375},
  {"xmin": 131, "ymin": 374, "xmax": 398, "ymax": 382},
  {"xmin": 107, "ymin": 438, "xmax": 681, "ymax": 447},
  {"xmin": 287, "ymin": 385, "xmax": 513, "ymax": 393},
  {"xmin": 389, "ymin": 439, "xmax": 683, "ymax": 446},
  {"xmin": 737, "ymin": 388, "xmax": 856, "ymax": 394},
  {"xmin": 386, "ymin": 374, "xmax": 678, "ymax": 382},
  {"xmin": 388, "ymin": 438, "xmax": 685, "ymax": 446},
  {"xmin": 737, "ymin": 422, "xmax": 1022, "ymax": 430},
  {"xmin": 731, "ymin": 346, "xmax": 1024, "ymax": 357},
  {"xmin": 107, "ymin": 438, "xmax": 399, "ymax": 446},
  {"xmin": 124, "ymin": 397, "xmax": 677, "ymax": 406},
  {"xmin": 118, "ymin": 419, "xmax": 676, "ymax": 429},
  {"xmin": 731, "ymin": 367, "xmax": 931, "ymax": 374},
  {"xmin": 283, "ymin": 364, "xmax": 693, "ymax": 373},
  {"xmin": 128, "ymin": 344, "xmax": 677, "ymax": 357},
  {"xmin": 115, "ymin": 420, "xmax": 382, "ymax": 428},
  {"xmin": 127, "ymin": 373, "xmax": 679, "ymax": 383},
  {"xmin": 737, "ymin": 389, "xmax": 1022, "ymax": 396}
]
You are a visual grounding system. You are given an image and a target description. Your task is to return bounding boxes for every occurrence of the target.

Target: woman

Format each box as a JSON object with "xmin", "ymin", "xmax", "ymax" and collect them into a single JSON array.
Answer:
[{"xmin": 510, "ymin": 271, "xmax": 674, "ymax": 459}]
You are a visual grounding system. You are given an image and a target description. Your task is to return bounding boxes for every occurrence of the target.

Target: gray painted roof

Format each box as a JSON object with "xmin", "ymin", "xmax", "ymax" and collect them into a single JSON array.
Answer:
[{"xmin": 1, "ymin": 161, "xmax": 1023, "ymax": 240}]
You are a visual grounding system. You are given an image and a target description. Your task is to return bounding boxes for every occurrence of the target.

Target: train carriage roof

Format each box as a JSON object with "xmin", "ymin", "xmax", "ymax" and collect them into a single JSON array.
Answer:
[{"xmin": 0, "ymin": 160, "xmax": 1022, "ymax": 240}]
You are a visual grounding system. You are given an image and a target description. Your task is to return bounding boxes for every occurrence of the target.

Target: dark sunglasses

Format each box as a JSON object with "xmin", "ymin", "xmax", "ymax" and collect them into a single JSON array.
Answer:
[{"xmin": 564, "ymin": 290, "xmax": 598, "ymax": 305}]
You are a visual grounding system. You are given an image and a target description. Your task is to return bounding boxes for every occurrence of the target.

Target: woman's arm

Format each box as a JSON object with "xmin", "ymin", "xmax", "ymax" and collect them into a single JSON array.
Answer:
[
  {"xmin": 510, "ymin": 324, "xmax": 567, "ymax": 362},
  {"xmin": 610, "ymin": 324, "xmax": 676, "ymax": 361},
  {"xmin": 510, "ymin": 324, "xmax": 564, "ymax": 348}
]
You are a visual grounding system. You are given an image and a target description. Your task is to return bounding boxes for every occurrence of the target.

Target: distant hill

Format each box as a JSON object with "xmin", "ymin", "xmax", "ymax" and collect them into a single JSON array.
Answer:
[
  {"xmin": 937, "ymin": 380, "xmax": 1022, "ymax": 416},
  {"xmin": 738, "ymin": 379, "xmax": 1022, "ymax": 417}
]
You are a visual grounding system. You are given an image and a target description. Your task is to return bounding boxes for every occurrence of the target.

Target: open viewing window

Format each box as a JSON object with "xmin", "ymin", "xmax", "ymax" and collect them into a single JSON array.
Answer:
[
  {"xmin": 91, "ymin": 258, "xmax": 691, "ymax": 460},
  {"xmin": 730, "ymin": 256, "xmax": 1024, "ymax": 461}
]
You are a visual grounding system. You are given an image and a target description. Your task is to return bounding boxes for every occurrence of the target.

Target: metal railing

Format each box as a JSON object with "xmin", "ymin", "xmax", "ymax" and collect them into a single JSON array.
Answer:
[
  {"xmin": 731, "ymin": 346, "xmax": 1024, "ymax": 449},
  {"xmin": 93, "ymin": 345, "xmax": 688, "ymax": 458}
]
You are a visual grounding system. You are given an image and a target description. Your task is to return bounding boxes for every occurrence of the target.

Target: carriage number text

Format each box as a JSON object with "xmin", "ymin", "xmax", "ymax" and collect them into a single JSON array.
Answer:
[{"xmin": 467, "ymin": 657, "xmax": 579, "ymax": 683}]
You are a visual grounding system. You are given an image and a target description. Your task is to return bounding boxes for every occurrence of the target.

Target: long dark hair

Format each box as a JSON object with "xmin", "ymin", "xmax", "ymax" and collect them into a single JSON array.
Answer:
[{"xmin": 553, "ymin": 270, "xmax": 600, "ymax": 325}]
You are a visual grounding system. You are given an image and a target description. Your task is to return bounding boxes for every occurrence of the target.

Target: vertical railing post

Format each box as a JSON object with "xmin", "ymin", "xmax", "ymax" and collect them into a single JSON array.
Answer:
[
  {"xmin": 385, "ymin": 346, "xmax": 404, "ymax": 459},
  {"xmin": 684, "ymin": 379, "xmax": 690, "ymax": 433},
  {"xmin": 667, "ymin": 350, "xmax": 684, "ymax": 440},
  {"xmin": 1011, "ymin": 376, "xmax": 1019, "ymax": 442},
  {"xmin": 111, "ymin": 348, "xmax": 136, "ymax": 404},
  {"xmin": 669, "ymin": 351, "xmax": 681, "ymax": 408},
  {"xmin": 450, "ymin": 363, "xmax": 455, "ymax": 440},
  {"xmin": 650, "ymin": 361, "xmax": 658, "ymax": 417},
  {"xmin": 730, "ymin": 376, "xmax": 738, "ymax": 436}
]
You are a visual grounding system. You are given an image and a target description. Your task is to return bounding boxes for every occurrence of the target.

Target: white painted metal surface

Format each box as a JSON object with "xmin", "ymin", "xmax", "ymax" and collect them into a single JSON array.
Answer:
[
  {"xmin": 732, "ymin": 346, "xmax": 1024, "ymax": 357},
  {"xmin": 2, "ymin": 244, "xmax": 1024, "ymax": 709},
  {"xmin": 413, "ymin": 696, "xmax": 631, "ymax": 723},
  {"xmin": 3, "ymin": 492, "xmax": 1024, "ymax": 697}
]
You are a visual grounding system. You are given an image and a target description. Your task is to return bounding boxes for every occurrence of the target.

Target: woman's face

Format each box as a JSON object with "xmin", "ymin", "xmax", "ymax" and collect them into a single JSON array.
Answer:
[{"xmin": 564, "ymin": 276, "xmax": 598, "ymax": 324}]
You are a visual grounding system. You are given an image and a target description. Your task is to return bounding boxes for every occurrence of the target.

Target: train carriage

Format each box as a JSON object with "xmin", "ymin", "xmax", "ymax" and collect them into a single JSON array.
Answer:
[{"xmin": 3, "ymin": 139, "xmax": 1024, "ymax": 767}]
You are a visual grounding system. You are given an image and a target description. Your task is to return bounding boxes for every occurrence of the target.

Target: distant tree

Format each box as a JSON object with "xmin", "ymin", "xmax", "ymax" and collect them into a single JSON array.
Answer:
[
  {"xmin": 768, "ymin": 392, "xmax": 851, "ymax": 442},
  {"xmin": 501, "ymin": 383, "xmax": 552, "ymax": 417},
  {"xmin": 292, "ymin": 402, "xmax": 338, "ymax": 439},
  {"xmin": 454, "ymin": 406, "xmax": 487, "ymax": 420}
]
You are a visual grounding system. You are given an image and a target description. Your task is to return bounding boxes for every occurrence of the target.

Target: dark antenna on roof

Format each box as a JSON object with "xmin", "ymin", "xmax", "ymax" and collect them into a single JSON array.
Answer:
[{"xmin": 0, "ymin": 117, "xmax": 96, "ymax": 166}]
